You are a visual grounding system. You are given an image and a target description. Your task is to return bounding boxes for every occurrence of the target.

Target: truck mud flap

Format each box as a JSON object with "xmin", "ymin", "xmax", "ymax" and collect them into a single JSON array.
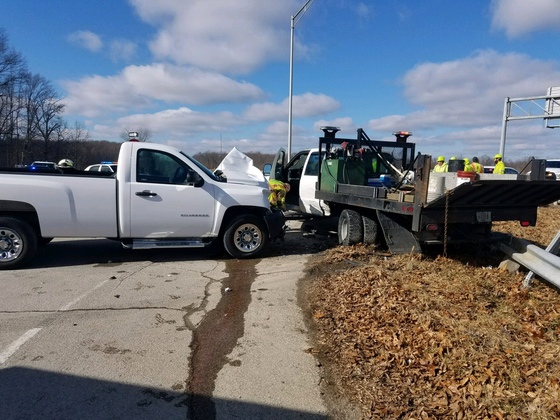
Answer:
[
  {"xmin": 265, "ymin": 209, "xmax": 286, "ymax": 241},
  {"xmin": 376, "ymin": 210, "xmax": 421, "ymax": 254}
]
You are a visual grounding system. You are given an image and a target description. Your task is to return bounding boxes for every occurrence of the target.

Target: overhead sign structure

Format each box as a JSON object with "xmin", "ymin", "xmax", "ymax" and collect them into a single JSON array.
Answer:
[
  {"xmin": 499, "ymin": 86, "xmax": 560, "ymax": 158},
  {"xmin": 545, "ymin": 86, "xmax": 560, "ymax": 128}
]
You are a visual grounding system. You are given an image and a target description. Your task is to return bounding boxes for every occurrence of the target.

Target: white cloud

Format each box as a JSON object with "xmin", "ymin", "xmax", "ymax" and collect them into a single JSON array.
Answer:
[
  {"xmin": 109, "ymin": 39, "xmax": 138, "ymax": 62},
  {"xmin": 491, "ymin": 0, "xmax": 560, "ymax": 38},
  {"xmin": 129, "ymin": 0, "xmax": 301, "ymax": 74},
  {"xmin": 375, "ymin": 50, "xmax": 560, "ymax": 130},
  {"xmin": 243, "ymin": 93, "xmax": 340, "ymax": 121},
  {"xmin": 67, "ymin": 31, "xmax": 103, "ymax": 52},
  {"xmin": 313, "ymin": 117, "xmax": 356, "ymax": 134},
  {"xmin": 353, "ymin": 2, "xmax": 372, "ymax": 21},
  {"xmin": 368, "ymin": 50, "xmax": 560, "ymax": 159},
  {"xmin": 62, "ymin": 63, "xmax": 264, "ymax": 117},
  {"xmin": 117, "ymin": 107, "xmax": 241, "ymax": 138}
]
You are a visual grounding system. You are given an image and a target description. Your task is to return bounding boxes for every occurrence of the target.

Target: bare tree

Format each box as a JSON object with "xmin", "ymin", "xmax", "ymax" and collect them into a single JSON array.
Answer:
[
  {"xmin": 16, "ymin": 72, "xmax": 64, "ymax": 161},
  {"xmin": 60, "ymin": 121, "xmax": 91, "ymax": 168},
  {"xmin": 0, "ymin": 29, "xmax": 27, "ymax": 166}
]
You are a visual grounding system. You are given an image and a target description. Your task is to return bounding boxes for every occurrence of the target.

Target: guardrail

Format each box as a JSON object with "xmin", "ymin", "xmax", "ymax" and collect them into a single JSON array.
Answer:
[{"xmin": 496, "ymin": 234, "xmax": 560, "ymax": 289}]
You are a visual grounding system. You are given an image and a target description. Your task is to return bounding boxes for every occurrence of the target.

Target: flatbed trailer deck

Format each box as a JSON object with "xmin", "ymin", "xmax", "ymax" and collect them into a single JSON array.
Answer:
[{"xmin": 314, "ymin": 128, "xmax": 560, "ymax": 253}]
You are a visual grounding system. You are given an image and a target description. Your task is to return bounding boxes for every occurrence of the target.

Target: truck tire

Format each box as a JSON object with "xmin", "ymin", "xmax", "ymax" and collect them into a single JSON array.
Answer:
[
  {"xmin": 362, "ymin": 214, "xmax": 379, "ymax": 245},
  {"xmin": 223, "ymin": 215, "xmax": 268, "ymax": 258},
  {"xmin": 0, "ymin": 217, "xmax": 38, "ymax": 270},
  {"xmin": 338, "ymin": 209, "xmax": 363, "ymax": 246}
]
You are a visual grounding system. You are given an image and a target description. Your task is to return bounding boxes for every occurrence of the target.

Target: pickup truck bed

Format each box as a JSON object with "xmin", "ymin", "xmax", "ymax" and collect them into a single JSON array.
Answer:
[{"xmin": 1, "ymin": 172, "xmax": 117, "ymax": 237}]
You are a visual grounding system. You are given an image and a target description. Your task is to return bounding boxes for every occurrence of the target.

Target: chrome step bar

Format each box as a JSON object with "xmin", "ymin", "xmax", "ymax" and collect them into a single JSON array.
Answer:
[{"xmin": 123, "ymin": 239, "xmax": 207, "ymax": 249}]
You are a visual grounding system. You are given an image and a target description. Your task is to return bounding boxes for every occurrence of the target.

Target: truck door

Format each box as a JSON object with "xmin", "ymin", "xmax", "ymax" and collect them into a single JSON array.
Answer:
[
  {"xmin": 299, "ymin": 151, "xmax": 329, "ymax": 215},
  {"xmin": 127, "ymin": 148, "xmax": 216, "ymax": 238},
  {"xmin": 269, "ymin": 148, "xmax": 287, "ymax": 183},
  {"xmin": 269, "ymin": 148, "xmax": 328, "ymax": 216}
]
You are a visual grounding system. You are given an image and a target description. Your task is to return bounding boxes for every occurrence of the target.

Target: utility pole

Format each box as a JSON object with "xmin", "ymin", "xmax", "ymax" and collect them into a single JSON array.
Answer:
[{"xmin": 288, "ymin": 0, "xmax": 315, "ymax": 159}]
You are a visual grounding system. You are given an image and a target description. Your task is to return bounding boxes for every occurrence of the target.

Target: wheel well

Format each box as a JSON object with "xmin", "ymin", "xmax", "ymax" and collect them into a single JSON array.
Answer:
[
  {"xmin": 330, "ymin": 203, "xmax": 378, "ymax": 221},
  {"xmin": 0, "ymin": 201, "xmax": 42, "ymax": 238}
]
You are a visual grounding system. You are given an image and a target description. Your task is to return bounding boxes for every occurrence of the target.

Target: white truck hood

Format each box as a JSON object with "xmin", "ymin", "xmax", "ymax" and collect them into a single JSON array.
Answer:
[{"xmin": 215, "ymin": 147, "xmax": 268, "ymax": 188}]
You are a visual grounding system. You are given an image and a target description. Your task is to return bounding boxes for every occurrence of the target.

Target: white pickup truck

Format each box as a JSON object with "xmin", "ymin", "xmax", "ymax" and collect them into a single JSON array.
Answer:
[{"xmin": 0, "ymin": 140, "xmax": 284, "ymax": 269}]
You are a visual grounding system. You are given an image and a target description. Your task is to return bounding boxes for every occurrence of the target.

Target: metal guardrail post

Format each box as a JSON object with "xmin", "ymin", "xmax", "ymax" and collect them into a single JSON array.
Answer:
[
  {"xmin": 523, "ymin": 229, "xmax": 560, "ymax": 287},
  {"xmin": 497, "ymin": 235, "xmax": 560, "ymax": 289}
]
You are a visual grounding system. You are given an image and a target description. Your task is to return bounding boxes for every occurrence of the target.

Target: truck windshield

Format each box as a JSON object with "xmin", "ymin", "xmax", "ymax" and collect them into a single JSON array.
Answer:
[{"xmin": 181, "ymin": 152, "xmax": 221, "ymax": 181}]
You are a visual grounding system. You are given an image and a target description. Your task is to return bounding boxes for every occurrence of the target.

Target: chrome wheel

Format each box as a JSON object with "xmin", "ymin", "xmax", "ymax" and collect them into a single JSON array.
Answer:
[
  {"xmin": 233, "ymin": 223, "xmax": 263, "ymax": 253},
  {"xmin": 223, "ymin": 215, "xmax": 268, "ymax": 258},
  {"xmin": 0, "ymin": 217, "xmax": 38, "ymax": 270},
  {"xmin": 0, "ymin": 227, "xmax": 23, "ymax": 262}
]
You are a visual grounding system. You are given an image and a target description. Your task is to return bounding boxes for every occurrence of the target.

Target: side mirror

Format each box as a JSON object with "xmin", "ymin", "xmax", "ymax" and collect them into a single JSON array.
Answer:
[
  {"xmin": 263, "ymin": 163, "xmax": 272, "ymax": 179},
  {"xmin": 187, "ymin": 170, "xmax": 204, "ymax": 187}
]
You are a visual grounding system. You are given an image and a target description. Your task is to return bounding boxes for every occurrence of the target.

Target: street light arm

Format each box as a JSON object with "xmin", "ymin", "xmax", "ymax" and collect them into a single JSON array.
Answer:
[{"xmin": 292, "ymin": 0, "xmax": 315, "ymax": 27}]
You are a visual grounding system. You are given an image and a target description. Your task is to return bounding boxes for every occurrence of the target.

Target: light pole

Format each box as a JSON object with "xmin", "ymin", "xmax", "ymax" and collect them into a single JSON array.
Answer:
[{"xmin": 288, "ymin": 0, "xmax": 315, "ymax": 159}]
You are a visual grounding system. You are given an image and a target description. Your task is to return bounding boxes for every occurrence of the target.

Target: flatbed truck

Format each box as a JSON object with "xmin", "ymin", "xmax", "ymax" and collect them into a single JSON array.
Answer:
[{"xmin": 271, "ymin": 127, "xmax": 560, "ymax": 253}]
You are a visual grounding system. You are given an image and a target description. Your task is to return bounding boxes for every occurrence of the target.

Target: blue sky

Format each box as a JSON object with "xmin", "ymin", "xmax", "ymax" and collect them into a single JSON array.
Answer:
[{"xmin": 2, "ymin": 0, "xmax": 560, "ymax": 161}]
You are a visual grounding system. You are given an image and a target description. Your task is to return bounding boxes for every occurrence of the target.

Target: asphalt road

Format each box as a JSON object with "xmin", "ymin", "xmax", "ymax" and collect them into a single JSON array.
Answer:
[{"xmin": 0, "ymin": 221, "xmax": 333, "ymax": 419}]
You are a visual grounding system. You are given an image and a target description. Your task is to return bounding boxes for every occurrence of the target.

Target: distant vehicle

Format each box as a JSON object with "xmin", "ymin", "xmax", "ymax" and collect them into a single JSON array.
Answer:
[
  {"xmin": 30, "ymin": 161, "xmax": 57, "ymax": 170},
  {"xmin": 84, "ymin": 162, "xmax": 118, "ymax": 173},
  {"xmin": 545, "ymin": 159, "xmax": 560, "ymax": 180},
  {"xmin": 483, "ymin": 166, "xmax": 519, "ymax": 175}
]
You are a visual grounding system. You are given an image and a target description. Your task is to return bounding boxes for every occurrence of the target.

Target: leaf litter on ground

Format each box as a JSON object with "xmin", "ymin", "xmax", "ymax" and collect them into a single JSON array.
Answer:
[{"xmin": 302, "ymin": 206, "xmax": 560, "ymax": 419}]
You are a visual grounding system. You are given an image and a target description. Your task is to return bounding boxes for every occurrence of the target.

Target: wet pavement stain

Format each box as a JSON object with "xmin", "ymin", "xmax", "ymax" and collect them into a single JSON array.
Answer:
[{"xmin": 186, "ymin": 258, "xmax": 259, "ymax": 419}]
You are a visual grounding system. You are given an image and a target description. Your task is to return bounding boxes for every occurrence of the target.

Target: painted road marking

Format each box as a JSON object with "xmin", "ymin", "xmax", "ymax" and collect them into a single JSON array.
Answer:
[
  {"xmin": 58, "ymin": 278, "xmax": 111, "ymax": 311},
  {"xmin": 1, "ymin": 279, "xmax": 112, "ymax": 364},
  {"xmin": 0, "ymin": 328, "xmax": 42, "ymax": 364}
]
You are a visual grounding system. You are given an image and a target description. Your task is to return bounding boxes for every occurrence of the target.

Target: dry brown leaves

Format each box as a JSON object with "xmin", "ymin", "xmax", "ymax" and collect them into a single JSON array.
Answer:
[{"xmin": 304, "ymin": 206, "xmax": 560, "ymax": 419}]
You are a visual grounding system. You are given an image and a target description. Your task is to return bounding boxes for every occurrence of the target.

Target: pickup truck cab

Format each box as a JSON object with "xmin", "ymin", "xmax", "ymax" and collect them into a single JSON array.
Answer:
[{"xmin": 0, "ymin": 140, "xmax": 284, "ymax": 269}]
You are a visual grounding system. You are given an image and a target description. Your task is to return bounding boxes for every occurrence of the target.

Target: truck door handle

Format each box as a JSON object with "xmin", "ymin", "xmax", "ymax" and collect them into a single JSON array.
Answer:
[{"xmin": 136, "ymin": 190, "xmax": 158, "ymax": 197}]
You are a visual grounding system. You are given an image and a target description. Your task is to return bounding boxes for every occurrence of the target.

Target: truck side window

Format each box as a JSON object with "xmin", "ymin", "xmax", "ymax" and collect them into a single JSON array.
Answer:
[
  {"xmin": 304, "ymin": 152, "xmax": 320, "ymax": 176},
  {"xmin": 136, "ymin": 149, "xmax": 192, "ymax": 184}
]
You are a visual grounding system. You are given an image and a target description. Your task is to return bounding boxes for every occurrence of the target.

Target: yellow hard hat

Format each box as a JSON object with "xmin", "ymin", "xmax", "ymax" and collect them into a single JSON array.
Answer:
[
  {"xmin": 437, "ymin": 156, "xmax": 445, "ymax": 162},
  {"xmin": 450, "ymin": 156, "xmax": 456, "ymax": 160},
  {"xmin": 494, "ymin": 153, "xmax": 502, "ymax": 159},
  {"xmin": 464, "ymin": 158, "xmax": 470, "ymax": 164}
]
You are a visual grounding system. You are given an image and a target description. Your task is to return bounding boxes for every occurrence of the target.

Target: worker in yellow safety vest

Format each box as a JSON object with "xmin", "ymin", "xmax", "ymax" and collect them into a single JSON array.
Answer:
[
  {"xmin": 493, "ymin": 154, "xmax": 505, "ymax": 174},
  {"xmin": 268, "ymin": 179, "xmax": 291, "ymax": 210},
  {"xmin": 463, "ymin": 158, "xmax": 474, "ymax": 172},
  {"xmin": 433, "ymin": 156, "xmax": 448, "ymax": 172},
  {"xmin": 471, "ymin": 156, "xmax": 483, "ymax": 173}
]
